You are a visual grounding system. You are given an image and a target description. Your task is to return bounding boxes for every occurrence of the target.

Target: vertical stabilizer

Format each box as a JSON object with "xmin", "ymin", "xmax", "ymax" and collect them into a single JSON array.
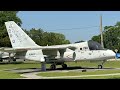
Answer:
[{"xmin": 5, "ymin": 21, "xmax": 39, "ymax": 49}]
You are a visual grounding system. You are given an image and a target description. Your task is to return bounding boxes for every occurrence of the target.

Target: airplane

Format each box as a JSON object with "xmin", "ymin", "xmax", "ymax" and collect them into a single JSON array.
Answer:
[{"xmin": 3, "ymin": 21, "xmax": 115, "ymax": 71}]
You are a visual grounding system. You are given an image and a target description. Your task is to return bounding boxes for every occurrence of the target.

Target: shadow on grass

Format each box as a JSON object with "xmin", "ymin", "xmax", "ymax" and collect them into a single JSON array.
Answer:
[
  {"xmin": 0, "ymin": 61, "xmax": 24, "ymax": 64},
  {"xmin": 0, "ymin": 61, "xmax": 40, "ymax": 65},
  {"xmin": 11, "ymin": 68, "xmax": 41, "ymax": 74},
  {"xmin": 9, "ymin": 66, "xmax": 115, "ymax": 74},
  {"xmin": 48, "ymin": 66, "xmax": 114, "ymax": 71}
]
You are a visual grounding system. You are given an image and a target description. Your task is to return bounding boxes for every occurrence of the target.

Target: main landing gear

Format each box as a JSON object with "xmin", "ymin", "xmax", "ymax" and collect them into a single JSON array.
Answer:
[
  {"xmin": 50, "ymin": 63, "xmax": 68, "ymax": 70},
  {"xmin": 50, "ymin": 64, "xmax": 56, "ymax": 70}
]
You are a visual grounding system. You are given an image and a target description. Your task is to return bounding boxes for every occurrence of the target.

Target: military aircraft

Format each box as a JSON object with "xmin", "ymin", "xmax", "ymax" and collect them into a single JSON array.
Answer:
[{"xmin": 3, "ymin": 21, "xmax": 115, "ymax": 71}]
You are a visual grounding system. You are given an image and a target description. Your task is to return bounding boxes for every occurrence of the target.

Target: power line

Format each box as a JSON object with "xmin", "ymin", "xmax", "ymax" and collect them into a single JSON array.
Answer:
[{"xmin": 48, "ymin": 26, "xmax": 99, "ymax": 31}]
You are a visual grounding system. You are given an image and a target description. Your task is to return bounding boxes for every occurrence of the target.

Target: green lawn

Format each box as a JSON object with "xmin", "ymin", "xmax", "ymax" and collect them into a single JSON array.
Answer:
[
  {"xmin": 0, "ymin": 71, "xmax": 23, "ymax": 79},
  {"xmin": 37, "ymin": 69, "xmax": 120, "ymax": 77},
  {"xmin": 0, "ymin": 60, "xmax": 120, "ymax": 79},
  {"xmin": 65, "ymin": 60, "xmax": 120, "ymax": 68},
  {"xmin": 0, "ymin": 61, "xmax": 41, "ymax": 79},
  {"xmin": 73, "ymin": 75, "xmax": 120, "ymax": 79},
  {"xmin": 37, "ymin": 60, "xmax": 120, "ymax": 79}
]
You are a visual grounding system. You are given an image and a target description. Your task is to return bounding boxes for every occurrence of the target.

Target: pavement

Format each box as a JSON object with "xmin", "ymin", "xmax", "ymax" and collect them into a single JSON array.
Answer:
[
  {"xmin": 19, "ymin": 70, "xmax": 120, "ymax": 79},
  {"xmin": 8, "ymin": 67, "xmax": 120, "ymax": 79}
]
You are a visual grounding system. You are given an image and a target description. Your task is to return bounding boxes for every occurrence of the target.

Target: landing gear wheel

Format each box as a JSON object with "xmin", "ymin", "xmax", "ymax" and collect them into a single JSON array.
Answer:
[
  {"xmin": 98, "ymin": 65, "xmax": 103, "ymax": 69},
  {"xmin": 50, "ymin": 64, "xmax": 56, "ymax": 70},
  {"xmin": 62, "ymin": 64, "xmax": 67, "ymax": 69}
]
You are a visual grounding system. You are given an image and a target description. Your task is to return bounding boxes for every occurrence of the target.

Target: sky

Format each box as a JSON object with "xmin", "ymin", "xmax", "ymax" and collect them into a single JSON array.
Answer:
[{"xmin": 17, "ymin": 11, "xmax": 120, "ymax": 43}]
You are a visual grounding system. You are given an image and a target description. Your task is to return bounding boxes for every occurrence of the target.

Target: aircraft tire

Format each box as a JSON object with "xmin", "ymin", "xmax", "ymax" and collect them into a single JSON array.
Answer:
[
  {"xmin": 50, "ymin": 64, "xmax": 56, "ymax": 70},
  {"xmin": 98, "ymin": 65, "xmax": 103, "ymax": 69}
]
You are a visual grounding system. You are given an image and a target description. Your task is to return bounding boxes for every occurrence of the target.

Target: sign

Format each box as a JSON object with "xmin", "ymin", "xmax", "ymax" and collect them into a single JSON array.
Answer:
[{"xmin": 115, "ymin": 49, "xmax": 118, "ymax": 53}]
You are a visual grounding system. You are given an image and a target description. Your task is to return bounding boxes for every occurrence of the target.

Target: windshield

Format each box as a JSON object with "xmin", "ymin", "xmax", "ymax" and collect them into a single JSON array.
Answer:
[{"xmin": 88, "ymin": 40, "xmax": 104, "ymax": 50}]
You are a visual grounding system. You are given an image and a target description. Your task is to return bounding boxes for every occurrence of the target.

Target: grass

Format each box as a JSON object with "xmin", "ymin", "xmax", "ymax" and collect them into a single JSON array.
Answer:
[
  {"xmin": 37, "ymin": 60, "xmax": 120, "ymax": 79},
  {"xmin": 65, "ymin": 60, "xmax": 120, "ymax": 68},
  {"xmin": 73, "ymin": 75, "xmax": 120, "ymax": 79},
  {"xmin": 0, "ymin": 71, "xmax": 23, "ymax": 79},
  {"xmin": 37, "ymin": 69, "xmax": 120, "ymax": 77},
  {"xmin": 0, "ymin": 60, "xmax": 120, "ymax": 79},
  {"xmin": 0, "ymin": 61, "xmax": 41, "ymax": 79}
]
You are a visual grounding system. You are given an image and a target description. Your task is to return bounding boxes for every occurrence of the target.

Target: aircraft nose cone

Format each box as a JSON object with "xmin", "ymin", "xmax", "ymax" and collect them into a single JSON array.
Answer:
[{"xmin": 109, "ymin": 50, "xmax": 116, "ymax": 57}]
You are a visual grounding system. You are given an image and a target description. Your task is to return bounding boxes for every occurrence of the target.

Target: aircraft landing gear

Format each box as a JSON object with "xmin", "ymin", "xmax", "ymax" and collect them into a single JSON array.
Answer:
[
  {"xmin": 50, "ymin": 64, "xmax": 56, "ymax": 70},
  {"xmin": 50, "ymin": 63, "xmax": 67, "ymax": 70},
  {"xmin": 98, "ymin": 65, "xmax": 103, "ymax": 69},
  {"xmin": 98, "ymin": 60, "xmax": 106, "ymax": 69},
  {"xmin": 62, "ymin": 64, "xmax": 67, "ymax": 69}
]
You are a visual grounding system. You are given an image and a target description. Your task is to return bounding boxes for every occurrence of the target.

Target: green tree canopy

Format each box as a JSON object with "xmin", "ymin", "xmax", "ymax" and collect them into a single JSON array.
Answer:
[
  {"xmin": 0, "ymin": 11, "xmax": 70, "ymax": 47},
  {"xmin": 91, "ymin": 21, "xmax": 120, "ymax": 52},
  {"xmin": 26, "ymin": 28, "xmax": 70, "ymax": 46},
  {"xmin": 0, "ymin": 11, "xmax": 22, "ymax": 47}
]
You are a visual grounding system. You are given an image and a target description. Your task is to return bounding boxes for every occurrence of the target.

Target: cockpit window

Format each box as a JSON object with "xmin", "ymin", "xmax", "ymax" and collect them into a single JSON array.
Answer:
[{"xmin": 88, "ymin": 40, "xmax": 104, "ymax": 50}]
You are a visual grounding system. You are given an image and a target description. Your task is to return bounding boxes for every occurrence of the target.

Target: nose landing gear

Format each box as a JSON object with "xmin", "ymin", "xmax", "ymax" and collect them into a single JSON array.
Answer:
[
  {"xmin": 98, "ymin": 60, "xmax": 106, "ymax": 69},
  {"xmin": 98, "ymin": 65, "xmax": 103, "ymax": 69}
]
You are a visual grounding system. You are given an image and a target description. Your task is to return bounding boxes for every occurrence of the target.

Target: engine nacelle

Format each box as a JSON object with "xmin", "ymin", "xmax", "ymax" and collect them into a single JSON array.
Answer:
[{"xmin": 63, "ymin": 51, "xmax": 76, "ymax": 60}]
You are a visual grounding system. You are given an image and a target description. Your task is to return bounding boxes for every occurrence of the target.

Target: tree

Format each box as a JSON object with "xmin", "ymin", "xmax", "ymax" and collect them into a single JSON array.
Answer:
[
  {"xmin": 0, "ymin": 11, "xmax": 70, "ymax": 47},
  {"xmin": 26, "ymin": 28, "xmax": 70, "ymax": 46},
  {"xmin": 91, "ymin": 35, "xmax": 100, "ymax": 44},
  {"xmin": 91, "ymin": 21, "xmax": 120, "ymax": 52},
  {"xmin": 0, "ymin": 11, "xmax": 22, "ymax": 47}
]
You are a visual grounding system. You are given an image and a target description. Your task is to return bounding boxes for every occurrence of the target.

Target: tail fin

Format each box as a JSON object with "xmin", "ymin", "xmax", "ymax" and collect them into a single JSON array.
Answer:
[{"xmin": 5, "ymin": 21, "xmax": 39, "ymax": 49}]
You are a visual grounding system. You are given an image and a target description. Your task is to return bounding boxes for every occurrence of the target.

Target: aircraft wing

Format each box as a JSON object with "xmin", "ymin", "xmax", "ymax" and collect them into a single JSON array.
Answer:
[
  {"xmin": 12, "ymin": 45, "xmax": 76, "ymax": 51},
  {"xmin": 0, "ymin": 45, "xmax": 76, "ymax": 52},
  {"xmin": 0, "ymin": 47, "xmax": 27, "ymax": 53},
  {"xmin": 0, "ymin": 45, "xmax": 76, "ymax": 58}
]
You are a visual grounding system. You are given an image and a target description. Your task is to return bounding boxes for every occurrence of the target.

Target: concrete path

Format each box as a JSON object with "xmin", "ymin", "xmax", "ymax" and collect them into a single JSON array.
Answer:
[
  {"xmin": 40, "ymin": 73, "xmax": 120, "ymax": 79},
  {"xmin": 19, "ymin": 72, "xmax": 120, "ymax": 79},
  {"xmin": 12, "ymin": 68, "xmax": 120, "ymax": 79},
  {"xmin": 20, "ymin": 72, "xmax": 42, "ymax": 79}
]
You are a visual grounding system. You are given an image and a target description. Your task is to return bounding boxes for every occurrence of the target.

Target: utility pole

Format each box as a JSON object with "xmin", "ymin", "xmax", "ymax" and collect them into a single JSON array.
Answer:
[{"xmin": 100, "ymin": 15, "xmax": 104, "ymax": 48}]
